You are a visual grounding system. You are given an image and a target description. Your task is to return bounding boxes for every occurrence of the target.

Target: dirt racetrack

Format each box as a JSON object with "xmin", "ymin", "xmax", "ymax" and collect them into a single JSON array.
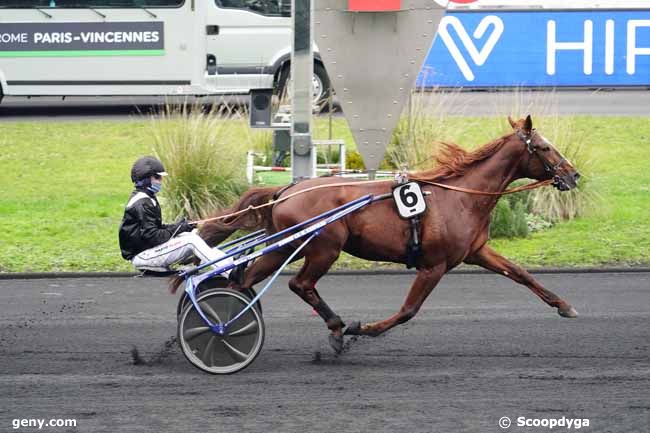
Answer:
[{"xmin": 1, "ymin": 272, "xmax": 648, "ymax": 432}]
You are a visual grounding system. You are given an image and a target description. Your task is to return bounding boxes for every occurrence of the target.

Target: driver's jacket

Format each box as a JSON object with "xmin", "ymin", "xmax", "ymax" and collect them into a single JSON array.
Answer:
[{"xmin": 118, "ymin": 189, "xmax": 183, "ymax": 260}]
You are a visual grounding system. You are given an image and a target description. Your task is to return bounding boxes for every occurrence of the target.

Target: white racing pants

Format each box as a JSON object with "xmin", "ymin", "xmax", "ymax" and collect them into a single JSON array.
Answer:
[{"xmin": 132, "ymin": 231, "xmax": 232, "ymax": 276}]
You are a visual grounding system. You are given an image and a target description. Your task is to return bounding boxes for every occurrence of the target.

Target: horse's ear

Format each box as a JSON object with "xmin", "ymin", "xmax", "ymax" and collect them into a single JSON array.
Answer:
[
  {"xmin": 524, "ymin": 115, "xmax": 533, "ymax": 132},
  {"xmin": 507, "ymin": 116, "xmax": 517, "ymax": 129}
]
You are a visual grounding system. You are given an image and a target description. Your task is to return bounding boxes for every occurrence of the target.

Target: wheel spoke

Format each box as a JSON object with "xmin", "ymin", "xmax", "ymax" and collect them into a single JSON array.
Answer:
[
  {"xmin": 228, "ymin": 319, "xmax": 258, "ymax": 337},
  {"xmin": 201, "ymin": 335, "xmax": 217, "ymax": 366},
  {"xmin": 226, "ymin": 295, "xmax": 246, "ymax": 322},
  {"xmin": 183, "ymin": 326, "xmax": 210, "ymax": 341},
  {"xmin": 199, "ymin": 301, "xmax": 222, "ymax": 324},
  {"xmin": 224, "ymin": 295, "xmax": 235, "ymax": 322},
  {"xmin": 221, "ymin": 339, "xmax": 249, "ymax": 363}
]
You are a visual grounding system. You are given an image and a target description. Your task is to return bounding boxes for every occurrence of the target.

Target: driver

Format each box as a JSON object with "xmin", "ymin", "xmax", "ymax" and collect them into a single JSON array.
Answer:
[{"xmin": 118, "ymin": 156, "xmax": 232, "ymax": 275}]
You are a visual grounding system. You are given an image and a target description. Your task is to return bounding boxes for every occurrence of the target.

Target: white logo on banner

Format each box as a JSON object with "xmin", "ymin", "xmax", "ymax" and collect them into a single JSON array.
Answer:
[{"xmin": 438, "ymin": 15, "xmax": 504, "ymax": 81}]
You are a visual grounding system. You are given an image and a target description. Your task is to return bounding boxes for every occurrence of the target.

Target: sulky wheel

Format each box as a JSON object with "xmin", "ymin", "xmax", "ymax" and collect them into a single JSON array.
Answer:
[
  {"xmin": 241, "ymin": 286, "xmax": 262, "ymax": 314},
  {"xmin": 176, "ymin": 276, "xmax": 229, "ymax": 318},
  {"xmin": 176, "ymin": 281, "xmax": 262, "ymax": 317},
  {"xmin": 178, "ymin": 288, "xmax": 265, "ymax": 374}
]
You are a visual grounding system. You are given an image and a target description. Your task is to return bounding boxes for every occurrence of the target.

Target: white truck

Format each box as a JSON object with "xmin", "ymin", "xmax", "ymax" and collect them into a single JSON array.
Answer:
[
  {"xmin": 1, "ymin": 0, "xmax": 647, "ymax": 104},
  {"xmin": 0, "ymin": 0, "xmax": 283, "ymax": 104}
]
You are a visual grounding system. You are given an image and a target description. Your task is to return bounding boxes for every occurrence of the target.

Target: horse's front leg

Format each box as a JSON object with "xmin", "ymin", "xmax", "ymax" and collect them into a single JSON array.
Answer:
[
  {"xmin": 464, "ymin": 244, "xmax": 578, "ymax": 318},
  {"xmin": 346, "ymin": 264, "xmax": 446, "ymax": 337}
]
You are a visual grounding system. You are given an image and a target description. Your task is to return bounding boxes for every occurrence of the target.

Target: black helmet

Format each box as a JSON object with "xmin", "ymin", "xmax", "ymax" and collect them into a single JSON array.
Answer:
[{"xmin": 130, "ymin": 156, "xmax": 168, "ymax": 183}]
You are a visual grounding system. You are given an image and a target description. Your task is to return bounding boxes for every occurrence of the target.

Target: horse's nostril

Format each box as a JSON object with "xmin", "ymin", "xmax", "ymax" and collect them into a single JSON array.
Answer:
[{"xmin": 574, "ymin": 172, "xmax": 581, "ymax": 181}]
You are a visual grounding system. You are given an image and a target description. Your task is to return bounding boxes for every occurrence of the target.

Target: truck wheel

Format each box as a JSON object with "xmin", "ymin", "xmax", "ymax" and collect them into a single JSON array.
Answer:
[
  {"xmin": 275, "ymin": 62, "xmax": 332, "ymax": 106},
  {"xmin": 312, "ymin": 62, "xmax": 332, "ymax": 107}
]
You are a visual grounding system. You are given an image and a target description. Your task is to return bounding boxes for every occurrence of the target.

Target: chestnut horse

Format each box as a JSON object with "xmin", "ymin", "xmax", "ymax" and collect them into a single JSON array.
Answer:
[{"xmin": 198, "ymin": 116, "xmax": 581, "ymax": 352}]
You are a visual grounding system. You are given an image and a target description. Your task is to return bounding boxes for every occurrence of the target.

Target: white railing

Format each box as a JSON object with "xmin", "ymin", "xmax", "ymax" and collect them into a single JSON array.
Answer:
[
  {"xmin": 246, "ymin": 139, "xmax": 347, "ymax": 184},
  {"xmin": 246, "ymin": 140, "xmax": 399, "ymax": 183}
]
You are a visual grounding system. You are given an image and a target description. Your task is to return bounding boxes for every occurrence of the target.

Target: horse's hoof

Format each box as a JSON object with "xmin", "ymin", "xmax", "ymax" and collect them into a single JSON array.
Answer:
[
  {"xmin": 558, "ymin": 305, "xmax": 578, "ymax": 318},
  {"xmin": 328, "ymin": 333, "xmax": 344, "ymax": 354},
  {"xmin": 344, "ymin": 321, "xmax": 362, "ymax": 336}
]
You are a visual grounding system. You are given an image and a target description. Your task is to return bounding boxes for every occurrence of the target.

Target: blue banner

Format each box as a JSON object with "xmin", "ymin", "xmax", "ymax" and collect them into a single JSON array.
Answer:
[{"xmin": 418, "ymin": 10, "xmax": 650, "ymax": 87}]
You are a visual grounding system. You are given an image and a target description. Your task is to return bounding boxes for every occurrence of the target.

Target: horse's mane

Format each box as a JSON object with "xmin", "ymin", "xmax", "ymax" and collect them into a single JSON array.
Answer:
[{"xmin": 410, "ymin": 135, "xmax": 510, "ymax": 181}]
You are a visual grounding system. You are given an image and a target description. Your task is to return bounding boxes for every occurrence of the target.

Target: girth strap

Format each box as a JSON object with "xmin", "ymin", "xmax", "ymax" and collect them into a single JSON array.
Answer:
[{"xmin": 406, "ymin": 215, "xmax": 422, "ymax": 270}]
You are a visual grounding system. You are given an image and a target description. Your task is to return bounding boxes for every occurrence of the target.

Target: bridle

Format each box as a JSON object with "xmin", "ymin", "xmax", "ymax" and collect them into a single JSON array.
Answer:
[{"xmin": 515, "ymin": 128, "xmax": 566, "ymax": 176}]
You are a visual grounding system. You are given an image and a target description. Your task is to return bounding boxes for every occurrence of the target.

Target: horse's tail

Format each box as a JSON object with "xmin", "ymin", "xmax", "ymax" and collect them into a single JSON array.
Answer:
[
  {"xmin": 200, "ymin": 185, "xmax": 282, "ymax": 246},
  {"xmin": 169, "ymin": 186, "xmax": 282, "ymax": 294}
]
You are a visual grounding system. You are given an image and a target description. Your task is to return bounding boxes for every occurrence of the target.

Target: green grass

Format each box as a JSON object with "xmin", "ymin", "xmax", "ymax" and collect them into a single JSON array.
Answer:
[
  {"xmin": 0, "ymin": 122, "xmax": 151, "ymax": 272},
  {"xmin": 0, "ymin": 116, "xmax": 648, "ymax": 272},
  {"xmin": 257, "ymin": 171, "xmax": 292, "ymax": 186}
]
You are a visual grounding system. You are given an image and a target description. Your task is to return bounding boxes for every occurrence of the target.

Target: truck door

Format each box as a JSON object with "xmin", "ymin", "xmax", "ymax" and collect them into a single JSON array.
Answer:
[
  {"xmin": 0, "ymin": 0, "xmax": 208, "ymax": 97},
  {"xmin": 206, "ymin": 0, "xmax": 289, "ymax": 92}
]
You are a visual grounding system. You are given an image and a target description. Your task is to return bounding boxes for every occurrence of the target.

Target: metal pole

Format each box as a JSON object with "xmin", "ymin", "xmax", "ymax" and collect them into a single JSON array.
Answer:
[{"xmin": 291, "ymin": 0, "xmax": 316, "ymax": 181}]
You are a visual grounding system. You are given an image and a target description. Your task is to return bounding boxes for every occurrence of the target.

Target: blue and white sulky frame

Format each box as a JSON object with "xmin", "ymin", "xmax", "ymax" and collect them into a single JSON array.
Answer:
[{"xmin": 178, "ymin": 193, "xmax": 388, "ymax": 336}]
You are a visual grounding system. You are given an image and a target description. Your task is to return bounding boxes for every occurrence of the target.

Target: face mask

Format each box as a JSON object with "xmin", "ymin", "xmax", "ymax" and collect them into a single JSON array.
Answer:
[{"xmin": 147, "ymin": 182, "xmax": 162, "ymax": 194}]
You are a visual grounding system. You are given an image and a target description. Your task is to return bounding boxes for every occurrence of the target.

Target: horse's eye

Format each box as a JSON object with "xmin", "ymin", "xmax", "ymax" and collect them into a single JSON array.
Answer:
[{"xmin": 541, "ymin": 147, "xmax": 550, "ymax": 152}]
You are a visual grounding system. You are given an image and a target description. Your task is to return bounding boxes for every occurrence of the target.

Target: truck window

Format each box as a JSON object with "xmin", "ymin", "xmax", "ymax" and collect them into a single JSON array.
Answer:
[
  {"xmin": 216, "ymin": 0, "xmax": 287, "ymax": 17},
  {"xmin": 0, "ymin": 0, "xmax": 184, "ymax": 8}
]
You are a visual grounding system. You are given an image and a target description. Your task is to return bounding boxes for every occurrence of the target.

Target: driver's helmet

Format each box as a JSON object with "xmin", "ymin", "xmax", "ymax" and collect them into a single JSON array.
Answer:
[{"xmin": 131, "ymin": 156, "xmax": 168, "ymax": 185}]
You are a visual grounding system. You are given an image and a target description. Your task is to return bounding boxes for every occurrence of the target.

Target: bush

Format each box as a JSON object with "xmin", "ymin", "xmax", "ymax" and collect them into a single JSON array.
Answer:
[
  {"xmin": 506, "ymin": 185, "xmax": 533, "ymax": 213},
  {"xmin": 346, "ymin": 150, "xmax": 366, "ymax": 170},
  {"xmin": 490, "ymin": 197, "xmax": 529, "ymax": 239},
  {"xmin": 150, "ymin": 103, "xmax": 249, "ymax": 220},
  {"xmin": 526, "ymin": 213, "xmax": 553, "ymax": 233},
  {"xmin": 491, "ymin": 200, "xmax": 513, "ymax": 238},
  {"xmin": 512, "ymin": 200, "xmax": 529, "ymax": 237}
]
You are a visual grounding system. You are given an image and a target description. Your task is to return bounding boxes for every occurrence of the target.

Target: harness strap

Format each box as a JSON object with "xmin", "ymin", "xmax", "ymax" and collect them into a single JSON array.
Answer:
[
  {"xmin": 191, "ymin": 178, "xmax": 552, "ymax": 225},
  {"xmin": 272, "ymin": 181, "xmax": 298, "ymax": 201}
]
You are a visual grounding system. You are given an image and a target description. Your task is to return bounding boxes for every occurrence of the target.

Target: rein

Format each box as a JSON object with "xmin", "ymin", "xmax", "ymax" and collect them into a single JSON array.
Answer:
[
  {"xmin": 190, "ymin": 177, "xmax": 551, "ymax": 225},
  {"xmin": 411, "ymin": 178, "xmax": 553, "ymax": 196},
  {"xmin": 190, "ymin": 179, "xmax": 391, "ymax": 225}
]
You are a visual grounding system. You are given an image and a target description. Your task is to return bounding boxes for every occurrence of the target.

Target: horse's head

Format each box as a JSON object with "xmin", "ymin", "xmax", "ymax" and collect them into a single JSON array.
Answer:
[{"xmin": 508, "ymin": 115, "xmax": 580, "ymax": 191}]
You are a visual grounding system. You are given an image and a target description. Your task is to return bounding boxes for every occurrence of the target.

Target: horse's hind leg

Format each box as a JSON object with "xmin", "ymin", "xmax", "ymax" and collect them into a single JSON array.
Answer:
[
  {"xmin": 464, "ymin": 244, "xmax": 577, "ymax": 318},
  {"xmin": 287, "ymin": 248, "xmax": 344, "ymax": 352},
  {"xmin": 347, "ymin": 264, "xmax": 446, "ymax": 337},
  {"xmin": 233, "ymin": 249, "xmax": 295, "ymax": 291}
]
